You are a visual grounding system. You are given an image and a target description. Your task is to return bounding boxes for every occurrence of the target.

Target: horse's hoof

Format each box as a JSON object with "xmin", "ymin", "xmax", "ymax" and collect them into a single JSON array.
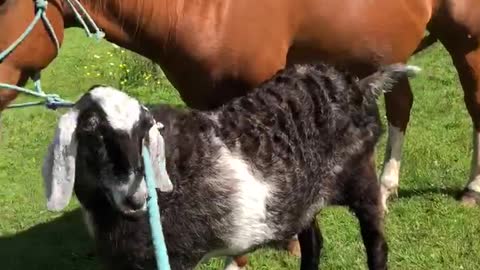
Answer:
[
  {"xmin": 225, "ymin": 256, "xmax": 248, "ymax": 270},
  {"xmin": 460, "ymin": 189, "xmax": 480, "ymax": 207},
  {"xmin": 380, "ymin": 184, "xmax": 397, "ymax": 215},
  {"xmin": 287, "ymin": 238, "xmax": 301, "ymax": 257}
]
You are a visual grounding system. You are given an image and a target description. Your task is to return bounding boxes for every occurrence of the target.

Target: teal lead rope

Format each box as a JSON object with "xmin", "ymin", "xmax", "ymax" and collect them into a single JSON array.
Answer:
[
  {"xmin": 0, "ymin": 0, "xmax": 105, "ymax": 110},
  {"xmin": 142, "ymin": 146, "xmax": 171, "ymax": 270}
]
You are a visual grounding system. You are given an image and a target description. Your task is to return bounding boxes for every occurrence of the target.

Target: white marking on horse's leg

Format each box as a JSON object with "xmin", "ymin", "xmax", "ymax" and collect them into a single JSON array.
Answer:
[
  {"xmin": 380, "ymin": 124, "xmax": 405, "ymax": 212},
  {"xmin": 223, "ymin": 257, "xmax": 246, "ymax": 270},
  {"xmin": 467, "ymin": 129, "xmax": 480, "ymax": 193}
]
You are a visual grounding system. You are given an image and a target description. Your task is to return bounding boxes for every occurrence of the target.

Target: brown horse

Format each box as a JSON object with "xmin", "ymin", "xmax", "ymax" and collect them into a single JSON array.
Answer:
[{"xmin": 1, "ymin": 0, "xmax": 480, "ymax": 269}]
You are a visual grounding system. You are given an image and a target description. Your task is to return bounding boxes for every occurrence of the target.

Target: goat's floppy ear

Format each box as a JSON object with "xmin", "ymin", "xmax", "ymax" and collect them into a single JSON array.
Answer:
[
  {"xmin": 145, "ymin": 122, "xmax": 173, "ymax": 192},
  {"xmin": 42, "ymin": 109, "xmax": 79, "ymax": 211}
]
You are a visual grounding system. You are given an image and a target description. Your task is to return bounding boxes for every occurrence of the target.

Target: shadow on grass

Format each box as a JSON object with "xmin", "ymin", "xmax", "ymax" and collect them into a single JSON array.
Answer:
[
  {"xmin": 0, "ymin": 209, "xmax": 98, "ymax": 270},
  {"xmin": 397, "ymin": 186, "xmax": 462, "ymax": 199}
]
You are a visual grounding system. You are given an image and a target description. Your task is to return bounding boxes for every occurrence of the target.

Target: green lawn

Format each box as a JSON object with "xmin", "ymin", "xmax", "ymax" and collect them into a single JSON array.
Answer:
[{"xmin": 1, "ymin": 29, "xmax": 479, "ymax": 270}]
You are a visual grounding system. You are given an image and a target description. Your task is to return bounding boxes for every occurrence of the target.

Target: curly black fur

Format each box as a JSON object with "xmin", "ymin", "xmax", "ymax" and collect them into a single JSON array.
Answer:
[{"xmin": 74, "ymin": 63, "xmax": 417, "ymax": 270}]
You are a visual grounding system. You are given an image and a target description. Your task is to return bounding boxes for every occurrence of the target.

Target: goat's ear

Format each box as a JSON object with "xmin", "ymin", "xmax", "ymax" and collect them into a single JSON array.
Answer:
[
  {"xmin": 42, "ymin": 109, "xmax": 79, "ymax": 211},
  {"xmin": 145, "ymin": 122, "xmax": 173, "ymax": 192},
  {"xmin": 358, "ymin": 63, "xmax": 421, "ymax": 99}
]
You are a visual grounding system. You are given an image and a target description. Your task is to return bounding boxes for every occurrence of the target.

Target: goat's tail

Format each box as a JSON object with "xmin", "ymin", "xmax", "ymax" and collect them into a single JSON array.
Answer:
[{"xmin": 358, "ymin": 63, "xmax": 421, "ymax": 99}]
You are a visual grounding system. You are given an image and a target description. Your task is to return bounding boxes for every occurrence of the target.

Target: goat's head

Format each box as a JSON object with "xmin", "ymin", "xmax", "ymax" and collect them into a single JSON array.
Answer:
[{"xmin": 42, "ymin": 86, "xmax": 173, "ymax": 217}]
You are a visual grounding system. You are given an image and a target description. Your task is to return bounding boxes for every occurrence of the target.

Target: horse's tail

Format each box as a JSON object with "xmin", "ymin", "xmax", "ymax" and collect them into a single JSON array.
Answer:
[{"xmin": 358, "ymin": 64, "xmax": 421, "ymax": 99}]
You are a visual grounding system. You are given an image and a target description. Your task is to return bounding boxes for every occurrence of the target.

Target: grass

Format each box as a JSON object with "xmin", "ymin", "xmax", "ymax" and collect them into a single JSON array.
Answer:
[{"xmin": 0, "ymin": 28, "xmax": 479, "ymax": 270}]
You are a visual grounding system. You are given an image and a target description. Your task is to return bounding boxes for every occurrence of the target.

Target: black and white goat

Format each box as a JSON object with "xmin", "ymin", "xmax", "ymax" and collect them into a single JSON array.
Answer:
[{"xmin": 42, "ymin": 63, "xmax": 419, "ymax": 270}]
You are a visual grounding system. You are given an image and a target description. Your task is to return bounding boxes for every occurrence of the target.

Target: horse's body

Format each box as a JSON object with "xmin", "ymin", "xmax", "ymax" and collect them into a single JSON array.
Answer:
[{"xmin": 2, "ymin": 0, "xmax": 480, "ymax": 269}]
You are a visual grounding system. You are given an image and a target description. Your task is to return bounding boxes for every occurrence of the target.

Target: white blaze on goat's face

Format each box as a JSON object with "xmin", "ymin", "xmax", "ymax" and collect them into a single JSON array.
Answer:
[
  {"xmin": 74, "ymin": 87, "xmax": 149, "ymax": 215},
  {"xmin": 83, "ymin": 86, "xmax": 172, "ymax": 215},
  {"xmin": 43, "ymin": 85, "xmax": 172, "ymax": 216},
  {"xmin": 89, "ymin": 86, "xmax": 141, "ymax": 133},
  {"xmin": 109, "ymin": 172, "xmax": 148, "ymax": 214}
]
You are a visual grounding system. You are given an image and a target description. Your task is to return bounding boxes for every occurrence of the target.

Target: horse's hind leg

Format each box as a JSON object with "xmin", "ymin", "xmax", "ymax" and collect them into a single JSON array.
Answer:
[
  {"xmin": 439, "ymin": 36, "xmax": 480, "ymax": 206},
  {"xmin": 349, "ymin": 157, "xmax": 388, "ymax": 270},
  {"xmin": 380, "ymin": 76, "xmax": 413, "ymax": 211}
]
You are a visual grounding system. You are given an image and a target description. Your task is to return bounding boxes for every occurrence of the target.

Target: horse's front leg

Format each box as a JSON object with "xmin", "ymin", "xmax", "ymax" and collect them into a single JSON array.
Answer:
[
  {"xmin": 380, "ymin": 75, "xmax": 414, "ymax": 212},
  {"xmin": 443, "ymin": 38, "xmax": 480, "ymax": 206}
]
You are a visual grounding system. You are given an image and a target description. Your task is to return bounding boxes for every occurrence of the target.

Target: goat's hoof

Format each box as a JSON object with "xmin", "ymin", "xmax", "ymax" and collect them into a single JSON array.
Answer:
[
  {"xmin": 460, "ymin": 189, "xmax": 480, "ymax": 207},
  {"xmin": 287, "ymin": 238, "xmax": 301, "ymax": 257}
]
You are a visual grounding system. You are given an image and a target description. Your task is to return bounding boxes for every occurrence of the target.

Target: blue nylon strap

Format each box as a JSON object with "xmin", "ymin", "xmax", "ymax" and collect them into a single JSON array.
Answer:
[
  {"xmin": 0, "ymin": 0, "xmax": 105, "ymax": 110},
  {"xmin": 142, "ymin": 146, "xmax": 171, "ymax": 270},
  {"xmin": 1, "ymin": 2, "xmax": 171, "ymax": 268}
]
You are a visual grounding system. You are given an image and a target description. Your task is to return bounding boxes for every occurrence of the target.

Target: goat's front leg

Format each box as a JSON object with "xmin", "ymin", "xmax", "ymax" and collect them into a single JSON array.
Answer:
[
  {"xmin": 298, "ymin": 220, "xmax": 323, "ymax": 270},
  {"xmin": 349, "ymin": 158, "xmax": 388, "ymax": 270}
]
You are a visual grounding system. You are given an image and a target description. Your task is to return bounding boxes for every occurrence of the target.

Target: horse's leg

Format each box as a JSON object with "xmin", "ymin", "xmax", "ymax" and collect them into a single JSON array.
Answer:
[
  {"xmin": 298, "ymin": 220, "xmax": 323, "ymax": 270},
  {"xmin": 0, "ymin": 65, "xmax": 25, "ymax": 110},
  {"xmin": 379, "ymin": 76, "xmax": 413, "ymax": 212},
  {"xmin": 224, "ymin": 256, "xmax": 248, "ymax": 270},
  {"xmin": 287, "ymin": 234, "xmax": 301, "ymax": 257},
  {"xmin": 442, "ymin": 40, "xmax": 480, "ymax": 206},
  {"xmin": 0, "ymin": 66, "xmax": 28, "ymax": 139}
]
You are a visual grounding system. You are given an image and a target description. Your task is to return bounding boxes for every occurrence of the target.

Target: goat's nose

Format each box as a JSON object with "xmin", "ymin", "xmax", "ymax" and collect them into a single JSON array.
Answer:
[{"xmin": 125, "ymin": 194, "xmax": 146, "ymax": 210}]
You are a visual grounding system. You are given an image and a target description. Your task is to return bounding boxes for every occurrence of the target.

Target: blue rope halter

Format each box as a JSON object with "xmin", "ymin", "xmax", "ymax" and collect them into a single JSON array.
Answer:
[
  {"xmin": 1, "ymin": 1, "xmax": 171, "ymax": 269},
  {"xmin": 143, "ymin": 146, "xmax": 171, "ymax": 270},
  {"xmin": 0, "ymin": 0, "xmax": 105, "ymax": 109}
]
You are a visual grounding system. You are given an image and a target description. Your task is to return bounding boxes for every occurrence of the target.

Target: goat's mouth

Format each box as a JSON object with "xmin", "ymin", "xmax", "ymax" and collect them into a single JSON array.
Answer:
[
  {"xmin": 119, "ymin": 203, "xmax": 147, "ymax": 217},
  {"xmin": 117, "ymin": 198, "xmax": 147, "ymax": 218},
  {"xmin": 105, "ymin": 192, "xmax": 147, "ymax": 218}
]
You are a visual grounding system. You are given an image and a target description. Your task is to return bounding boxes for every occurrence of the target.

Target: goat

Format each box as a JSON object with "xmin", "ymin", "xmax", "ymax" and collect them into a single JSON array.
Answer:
[{"xmin": 42, "ymin": 63, "xmax": 419, "ymax": 270}]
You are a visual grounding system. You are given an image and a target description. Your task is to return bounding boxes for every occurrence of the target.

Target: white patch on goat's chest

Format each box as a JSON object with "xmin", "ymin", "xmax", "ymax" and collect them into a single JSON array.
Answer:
[
  {"xmin": 89, "ymin": 86, "xmax": 141, "ymax": 132},
  {"xmin": 216, "ymin": 146, "xmax": 273, "ymax": 253}
]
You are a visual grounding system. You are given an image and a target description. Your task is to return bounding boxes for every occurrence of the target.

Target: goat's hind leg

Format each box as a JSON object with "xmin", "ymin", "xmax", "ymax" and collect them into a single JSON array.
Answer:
[
  {"xmin": 348, "ymin": 159, "xmax": 388, "ymax": 270},
  {"xmin": 298, "ymin": 220, "xmax": 323, "ymax": 270}
]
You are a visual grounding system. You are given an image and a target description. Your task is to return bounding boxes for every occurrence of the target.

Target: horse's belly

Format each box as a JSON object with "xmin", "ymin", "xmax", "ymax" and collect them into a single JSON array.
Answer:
[{"xmin": 289, "ymin": 0, "xmax": 432, "ymax": 65}]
